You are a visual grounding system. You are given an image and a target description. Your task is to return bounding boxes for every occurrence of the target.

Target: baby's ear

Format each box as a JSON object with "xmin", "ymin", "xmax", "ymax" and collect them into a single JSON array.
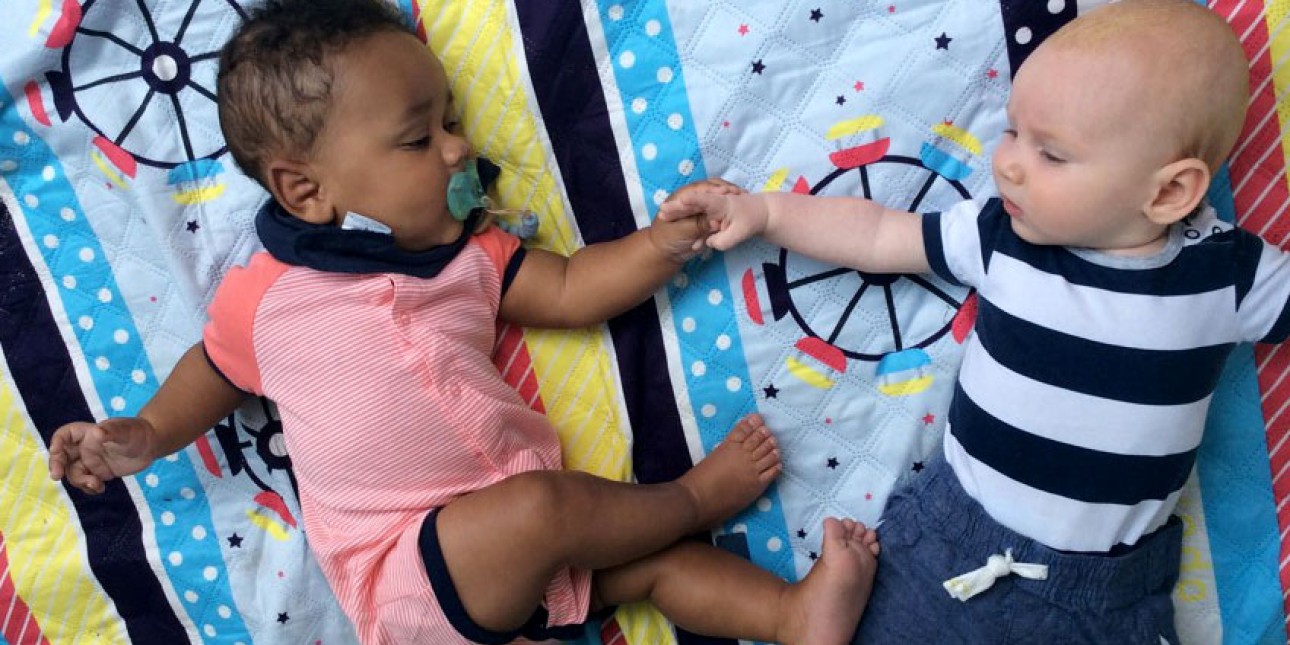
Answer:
[
  {"xmin": 1144, "ymin": 158, "xmax": 1210, "ymax": 226},
  {"xmin": 265, "ymin": 159, "xmax": 332, "ymax": 225}
]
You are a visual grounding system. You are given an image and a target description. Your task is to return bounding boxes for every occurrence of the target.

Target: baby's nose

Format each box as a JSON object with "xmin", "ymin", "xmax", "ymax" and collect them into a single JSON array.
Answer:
[
  {"xmin": 441, "ymin": 133, "xmax": 471, "ymax": 169},
  {"xmin": 994, "ymin": 153, "xmax": 1021, "ymax": 184}
]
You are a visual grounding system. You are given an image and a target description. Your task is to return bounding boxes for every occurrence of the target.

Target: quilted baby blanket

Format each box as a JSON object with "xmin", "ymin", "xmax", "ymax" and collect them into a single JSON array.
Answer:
[{"xmin": 1, "ymin": 0, "xmax": 1288, "ymax": 644}]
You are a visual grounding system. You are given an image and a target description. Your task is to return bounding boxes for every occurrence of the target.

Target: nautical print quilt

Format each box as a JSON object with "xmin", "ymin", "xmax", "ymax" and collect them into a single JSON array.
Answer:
[{"xmin": 1, "ymin": 1, "xmax": 1288, "ymax": 644}]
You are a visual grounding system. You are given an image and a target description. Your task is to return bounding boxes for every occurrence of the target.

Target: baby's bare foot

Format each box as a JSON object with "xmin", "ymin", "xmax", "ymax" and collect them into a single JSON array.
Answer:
[
  {"xmin": 677, "ymin": 414, "xmax": 781, "ymax": 529},
  {"xmin": 778, "ymin": 517, "xmax": 879, "ymax": 645}
]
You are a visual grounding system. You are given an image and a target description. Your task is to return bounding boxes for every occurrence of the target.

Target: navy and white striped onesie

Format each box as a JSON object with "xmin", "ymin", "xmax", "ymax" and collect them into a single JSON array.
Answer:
[{"xmin": 923, "ymin": 198, "xmax": 1290, "ymax": 552}]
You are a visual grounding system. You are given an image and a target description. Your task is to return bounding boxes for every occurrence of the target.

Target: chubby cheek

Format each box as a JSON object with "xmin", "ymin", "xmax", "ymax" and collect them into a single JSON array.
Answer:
[
  {"xmin": 1006, "ymin": 211, "xmax": 1058, "ymax": 246},
  {"xmin": 388, "ymin": 163, "xmax": 441, "ymax": 202},
  {"xmin": 421, "ymin": 176, "xmax": 449, "ymax": 211},
  {"xmin": 1007, "ymin": 217, "xmax": 1035, "ymax": 242},
  {"xmin": 400, "ymin": 182, "xmax": 449, "ymax": 228}
]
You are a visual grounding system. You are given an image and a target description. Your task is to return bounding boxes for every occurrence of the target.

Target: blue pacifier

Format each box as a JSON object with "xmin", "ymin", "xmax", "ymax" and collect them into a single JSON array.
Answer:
[
  {"xmin": 447, "ymin": 157, "xmax": 540, "ymax": 240},
  {"xmin": 447, "ymin": 158, "xmax": 489, "ymax": 221}
]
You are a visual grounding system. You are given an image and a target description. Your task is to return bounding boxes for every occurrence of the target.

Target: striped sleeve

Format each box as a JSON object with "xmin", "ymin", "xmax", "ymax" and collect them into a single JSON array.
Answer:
[
  {"xmin": 923, "ymin": 198, "xmax": 992, "ymax": 288},
  {"xmin": 1238, "ymin": 231, "xmax": 1290, "ymax": 343},
  {"xmin": 202, "ymin": 252, "xmax": 288, "ymax": 395}
]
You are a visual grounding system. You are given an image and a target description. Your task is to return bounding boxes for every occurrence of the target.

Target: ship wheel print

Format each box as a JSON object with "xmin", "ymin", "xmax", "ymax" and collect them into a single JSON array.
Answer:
[
  {"xmin": 190, "ymin": 397, "xmax": 301, "ymax": 538},
  {"xmin": 45, "ymin": 0, "xmax": 247, "ymax": 173},
  {"xmin": 751, "ymin": 116, "xmax": 979, "ymax": 395}
]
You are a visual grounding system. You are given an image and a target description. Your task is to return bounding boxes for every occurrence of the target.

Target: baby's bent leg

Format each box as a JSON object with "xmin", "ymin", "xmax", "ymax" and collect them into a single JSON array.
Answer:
[
  {"xmin": 593, "ymin": 518, "xmax": 881, "ymax": 645},
  {"xmin": 435, "ymin": 414, "xmax": 781, "ymax": 633}
]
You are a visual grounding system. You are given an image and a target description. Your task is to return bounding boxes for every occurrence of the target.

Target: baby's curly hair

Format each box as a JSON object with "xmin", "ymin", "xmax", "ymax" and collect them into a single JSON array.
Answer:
[{"xmin": 217, "ymin": 0, "xmax": 413, "ymax": 185}]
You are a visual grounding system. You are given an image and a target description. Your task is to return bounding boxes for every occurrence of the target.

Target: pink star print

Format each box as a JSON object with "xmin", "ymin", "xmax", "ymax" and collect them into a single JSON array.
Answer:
[
  {"xmin": 888, "ymin": 5, "xmax": 896, "ymax": 13},
  {"xmin": 853, "ymin": 80, "xmax": 865, "ymax": 91},
  {"xmin": 987, "ymin": 68, "xmax": 999, "ymax": 79},
  {"xmin": 738, "ymin": 24, "xmax": 749, "ymax": 36},
  {"xmin": 923, "ymin": 413, "xmax": 935, "ymax": 425}
]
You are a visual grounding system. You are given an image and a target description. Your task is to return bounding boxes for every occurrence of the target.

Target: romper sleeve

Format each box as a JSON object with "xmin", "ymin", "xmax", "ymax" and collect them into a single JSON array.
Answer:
[
  {"xmin": 202, "ymin": 252, "xmax": 289, "ymax": 395},
  {"xmin": 471, "ymin": 226, "xmax": 527, "ymax": 296}
]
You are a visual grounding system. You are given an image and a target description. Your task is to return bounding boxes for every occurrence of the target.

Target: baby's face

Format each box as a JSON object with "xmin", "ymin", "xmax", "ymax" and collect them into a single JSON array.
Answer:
[
  {"xmin": 990, "ymin": 45, "xmax": 1179, "ymax": 253},
  {"xmin": 309, "ymin": 31, "xmax": 468, "ymax": 251}
]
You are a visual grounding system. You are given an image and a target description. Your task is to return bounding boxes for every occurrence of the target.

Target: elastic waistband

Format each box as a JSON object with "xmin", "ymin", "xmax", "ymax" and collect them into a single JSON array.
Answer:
[{"xmin": 902, "ymin": 458, "xmax": 1182, "ymax": 610}]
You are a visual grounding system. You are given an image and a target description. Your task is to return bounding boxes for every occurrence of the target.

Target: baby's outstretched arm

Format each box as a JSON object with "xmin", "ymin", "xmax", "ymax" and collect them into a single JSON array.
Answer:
[
  {"xmin": 660, "ymin": 191, "xmax": 933, "ymax": 275},
  {"xmin": 498, "ymin": 179, "xmax": 742, "ymax": 328},
  {"xmin": 49, "ymin": 343, "xmax": 247, "ymax": 494}
]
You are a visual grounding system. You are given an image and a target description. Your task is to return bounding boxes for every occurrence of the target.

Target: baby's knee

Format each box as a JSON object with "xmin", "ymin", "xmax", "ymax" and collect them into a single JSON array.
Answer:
[{"xmin": 501, "ymin": 470, "xmax": 595, "ymax": 531}]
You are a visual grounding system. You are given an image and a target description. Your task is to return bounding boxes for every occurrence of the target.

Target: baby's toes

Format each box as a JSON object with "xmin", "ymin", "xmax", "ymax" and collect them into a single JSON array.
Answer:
[
  {"xmin": 724, "ymin": 416, "xmax": 756, "ymax": 445},
  {"xmin": 859, "ymin": 524, "xmax": 881, "ymax": 556},
  {"xmin": 746, "ymin": 428, "xmax": 778, "ymax": 459}
]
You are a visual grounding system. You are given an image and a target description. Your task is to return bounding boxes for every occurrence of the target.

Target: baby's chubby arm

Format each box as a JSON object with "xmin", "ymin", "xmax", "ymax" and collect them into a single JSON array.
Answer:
[
  {"xmin": 499, "ymin": 179, "xmax": 741, "ymax": 328},
  {"xmin": 658, "ymin": 192, "xmax": 932, "ymax": 275},
  {"xmin": 49, "ymin": 343, "xmax": 247, "ymax": 494}
]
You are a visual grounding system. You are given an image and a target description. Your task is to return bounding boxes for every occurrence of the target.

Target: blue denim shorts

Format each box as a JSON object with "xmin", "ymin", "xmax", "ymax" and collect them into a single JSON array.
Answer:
[{"xmin": 852, "ymin": 458, "xmax": 1182, "ymax": 645}]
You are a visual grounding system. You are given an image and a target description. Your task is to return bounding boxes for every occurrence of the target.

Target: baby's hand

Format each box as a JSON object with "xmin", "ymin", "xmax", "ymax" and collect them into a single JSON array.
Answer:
[
  {"xmin": 48, "ymin": 417, "xmax": 159, "ymax": 494},
  {"xmin": 670, "ymin": 177, "xmax": 745, "ymax": 201},
  {"xmin": 657, "ymin": 185, "xmax": 767, "ymax": 252},
  {"xmin": 650, "ymin": 179, "xmax": 745, "ymax": 261}
]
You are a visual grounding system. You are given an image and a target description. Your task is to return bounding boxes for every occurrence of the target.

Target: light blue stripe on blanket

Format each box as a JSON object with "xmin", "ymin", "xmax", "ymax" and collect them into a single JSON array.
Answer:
[
  {"xmin": 594, "ymin": 0, "xmax": 795, "ymax": 582},
  {"xmin": 1198, "ymin": 168, "xmax": 1286, "ymax": 645},
  {"xmin": 0, "ymin": 77, "xmax": 248, "ymax": 643}
]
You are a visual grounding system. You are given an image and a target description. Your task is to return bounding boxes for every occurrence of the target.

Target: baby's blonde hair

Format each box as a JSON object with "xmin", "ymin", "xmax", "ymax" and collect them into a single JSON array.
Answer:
[{"xmin": 1044, "ymin": 0, "xmax": 1249, "ymax": 172}]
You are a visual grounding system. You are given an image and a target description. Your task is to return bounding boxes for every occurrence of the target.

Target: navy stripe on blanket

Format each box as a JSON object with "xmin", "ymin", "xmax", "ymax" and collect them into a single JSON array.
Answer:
[
  {"xmin": 512, "ymin": 5, "xmax": 727, "ymax": 644},
  {"xmin": 950, "ymin": 384, "xmax": 1197, "ymax": 504},
  {"xmin": 999, "ymin": 1, "xmax": 1076, "ymax": 76},
  {"xmin": 0, "ymin": 197, "xmax": 185, "ymax": 644},
  {"xmin": 512, "ymin": 1, "xmax": 692, "ymax": 487}
]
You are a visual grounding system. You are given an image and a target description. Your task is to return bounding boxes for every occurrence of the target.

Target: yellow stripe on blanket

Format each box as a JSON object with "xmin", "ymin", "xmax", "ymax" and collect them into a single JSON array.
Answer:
[
  {"xmin": 1266, "ymin": 3, "xmax": 1290, "ymax": 176},
  {"xmin": 421, "ymin": 2, "xmax": 675, "ymax": 643},
  {"xmin": 0, "ymin": 363, "xmax": 125, "ymax": 644}
]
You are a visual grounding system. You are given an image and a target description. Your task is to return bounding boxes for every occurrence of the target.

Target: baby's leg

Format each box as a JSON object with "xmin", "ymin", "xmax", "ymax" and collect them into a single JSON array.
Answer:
[
  {"xmin": 434, "ymin": 414, "xmax": 781, "ymax": 634},
  {"xmin": 594, "ymin": 517, "xmax": 881, "ymax": 645}
]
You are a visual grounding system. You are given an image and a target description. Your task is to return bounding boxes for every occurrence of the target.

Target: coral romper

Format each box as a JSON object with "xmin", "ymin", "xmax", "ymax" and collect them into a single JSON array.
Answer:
[{"xmin": 203, "ymin": 227, "xmax": 590, "ymax": 644}]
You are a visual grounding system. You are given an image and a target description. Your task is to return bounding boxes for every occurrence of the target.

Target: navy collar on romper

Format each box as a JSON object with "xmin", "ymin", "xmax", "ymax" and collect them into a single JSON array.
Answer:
[{"xmin": 255, "ymin": 200, "xmax": 483, "ymax": 279}]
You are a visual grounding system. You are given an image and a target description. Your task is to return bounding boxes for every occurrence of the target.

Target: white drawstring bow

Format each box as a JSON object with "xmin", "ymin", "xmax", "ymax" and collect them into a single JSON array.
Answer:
[{"xmin": 942, "ymin": 549, "xmax": 1048, "ymax": 601}]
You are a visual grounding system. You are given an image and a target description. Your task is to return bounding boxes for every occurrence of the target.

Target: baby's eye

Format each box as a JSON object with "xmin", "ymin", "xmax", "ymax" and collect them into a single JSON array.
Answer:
[
  {"xmin": 1002, "ymin": 128, "xmax": 1018, "ymax": 138},
  {"xmin": 1039, "ymin": 149, "xmax": 1065, "ymax": 164},
  {"xmin": 402, "ymin": 136, "xmax": 431, "ymax": 149},
  {"xmin": 444, "ymin": 119, "xmax": 461, "ymax": 132}
]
